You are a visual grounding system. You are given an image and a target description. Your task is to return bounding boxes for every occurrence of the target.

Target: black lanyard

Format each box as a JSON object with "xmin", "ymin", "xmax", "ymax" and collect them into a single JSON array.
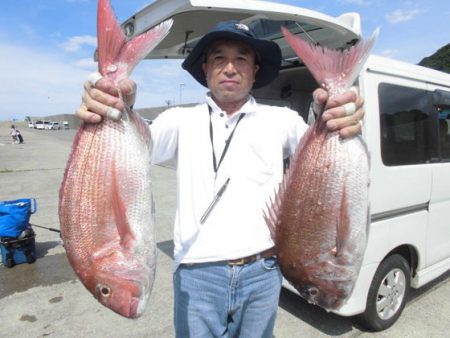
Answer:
[{"xmin": 208, "ymin": 105, "xmax": 245, "ymax": 174}]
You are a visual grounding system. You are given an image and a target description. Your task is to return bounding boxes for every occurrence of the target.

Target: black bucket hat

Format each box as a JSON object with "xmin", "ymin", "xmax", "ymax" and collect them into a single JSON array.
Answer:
[{"xmin": 182, "ymin": 20, "xmax": 282, "ymax": 89}]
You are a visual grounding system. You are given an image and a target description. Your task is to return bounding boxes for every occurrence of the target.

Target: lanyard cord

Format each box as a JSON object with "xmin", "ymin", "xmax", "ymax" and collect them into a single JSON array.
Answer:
[{"xmin": 208, "ymin": 105, "xmax": 245, "ymax": 174}]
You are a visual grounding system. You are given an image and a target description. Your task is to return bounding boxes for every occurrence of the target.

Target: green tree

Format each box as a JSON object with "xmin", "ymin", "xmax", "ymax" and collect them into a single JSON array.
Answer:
[{"xmin": 418, "ymin": 44, "xmax": 450, "ymax": 73}]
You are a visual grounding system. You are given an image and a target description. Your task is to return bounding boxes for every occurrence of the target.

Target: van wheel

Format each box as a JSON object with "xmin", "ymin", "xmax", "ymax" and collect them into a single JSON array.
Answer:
[{"xmin": 357, "ymin": 254, "xmax": 410, "ymax": 331}]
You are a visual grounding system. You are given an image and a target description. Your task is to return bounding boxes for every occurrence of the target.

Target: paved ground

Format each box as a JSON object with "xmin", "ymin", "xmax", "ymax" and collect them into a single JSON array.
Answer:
[{"xmin": 0, "ymin": 121, "xmax": 449, "ymax": 338}]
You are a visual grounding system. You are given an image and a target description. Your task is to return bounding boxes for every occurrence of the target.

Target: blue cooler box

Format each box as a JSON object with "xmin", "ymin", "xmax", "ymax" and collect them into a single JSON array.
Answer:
[
  {"xmin": 0, "ymin": 232, "xmax": 36, "ymax": 268},
  {"xmin": 0, "ymin": 198, "xmax": 37, "ymax": 268}
]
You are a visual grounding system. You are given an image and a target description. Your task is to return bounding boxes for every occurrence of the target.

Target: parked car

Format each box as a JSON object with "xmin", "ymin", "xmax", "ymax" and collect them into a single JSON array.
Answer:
[
  {"xmin": 28, "ymin": 121, "xmax": 34, "ymax": 128},
  {"xmin": 35, "ymin": 121, "xmax": 44, "ymax": 130},
  {"xmin": 124, "ymin": 0, "xmax": 450, "ymax": 332},
  {"xmin": 50, "ymin": 122, "xmax": 60, "ymax": 130},
  {"xmin": 43, "ymin": 121, "xmax": 52, "ymax": 130},
  {"xmin": 63, "ymin": 121, "xmax": 69, "ymax": 130}
]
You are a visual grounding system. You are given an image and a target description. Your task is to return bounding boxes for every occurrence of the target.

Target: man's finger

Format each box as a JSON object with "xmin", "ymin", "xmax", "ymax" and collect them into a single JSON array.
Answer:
[
  {"xmin": 82, "ymin": 89, "xmax": 120, "ymax": 121},
  {"xmin": 338, "ymin": 121, "xmax": 362, "ymax": 138},
  {"xmin": 326, "ymin": 107, "xmax": 364, "ymax": 132},
  {"xmin": 75, "ymin": 104, "xmax": 102, "ymax": 123},
  {"xmin": 118, "ymin": 79, "xmax": 137, "ymax": 108},
  {"xmin": 343, "ymin": 102, "xmax": 356, "ymax": 116},
  {"xmin": 87, "ymin": 72, "xmax": 103, "ymax": 87},
  {"xmin": 324, "ymin": 90, "xmax": 358, "ymax": 111},
  {"xmin": 106, "ymin": 106, "xmax": 122, "ymax": 121},
  {"xmin": 311, "ymin": 88, "xmax": 328, "ymax": 115}
]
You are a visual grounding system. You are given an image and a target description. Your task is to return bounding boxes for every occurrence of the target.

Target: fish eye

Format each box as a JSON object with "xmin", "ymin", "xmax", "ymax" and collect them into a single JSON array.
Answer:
[
  {"xmin": 97, "ymin": 284, "xmax": 112, "ymax": 297},
  {"xmin": 309, "ymin": 287, "xmax": 319, "ymax": 296}
]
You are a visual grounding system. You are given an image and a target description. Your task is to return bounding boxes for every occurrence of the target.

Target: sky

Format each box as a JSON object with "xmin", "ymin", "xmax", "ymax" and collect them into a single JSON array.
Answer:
[{"xmin": 0, "ymin": 0, "xmax": 449, "ymax": 120}]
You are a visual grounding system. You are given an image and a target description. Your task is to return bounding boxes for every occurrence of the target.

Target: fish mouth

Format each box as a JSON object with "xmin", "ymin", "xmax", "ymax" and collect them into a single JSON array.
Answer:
[
  {"xmin": 94, "ymin": 277, "xmax": 148, "ymax": 318},
  {"xmin": 297, "ymin": 284, "xmax": 346, "ymax": 310},
  {"xmin": 97, "ymin": 286, "xmax": 145, "ymax": 318},
  {"xmin": 298, "ymin": 286, "xmax": 320, "ymax": 304}
]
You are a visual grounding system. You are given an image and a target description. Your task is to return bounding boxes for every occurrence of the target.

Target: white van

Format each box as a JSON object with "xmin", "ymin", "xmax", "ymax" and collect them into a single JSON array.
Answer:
[{"xmin": 120, "ymin": 0, "xmax": 450, "ymax": 331}]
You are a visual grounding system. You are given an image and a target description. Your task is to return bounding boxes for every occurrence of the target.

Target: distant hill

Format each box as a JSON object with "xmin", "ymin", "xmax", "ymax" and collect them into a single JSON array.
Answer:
[{"xmin": 418, "ymin": 43, "xmax": 450, "ymax": 73}]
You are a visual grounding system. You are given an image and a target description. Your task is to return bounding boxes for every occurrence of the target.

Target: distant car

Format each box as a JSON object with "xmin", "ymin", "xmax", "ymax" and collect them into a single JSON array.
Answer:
[
  {"xmin": 28, "ymin": 122, "xmax": 34, "ymax": 128},
  {"xmin": 144, "ymin": 119, "xmax": 153, "ymax": 125},
  {"xmin": 50, "ymin": 122, "xmax": 60, "ymax": 130},
  {"xmin": 35, "ymin": 121, "xmax": 44, "ymax": 129},
  {"xmin": 43, "ymin": 121, "xmax": 52, "ymax": 130},
  {"xmin": 63, "ymin": 121, "xmax": 69, "ymax": 130}
]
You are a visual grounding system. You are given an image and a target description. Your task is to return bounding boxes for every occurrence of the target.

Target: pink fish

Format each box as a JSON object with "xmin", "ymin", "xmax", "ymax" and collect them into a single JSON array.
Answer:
[
  {"xmin": 59, "ymin": 0, "xmax": 172, "ymax": 318},
  {"xmin": 266, "ymin": 28, "xmax": 378, "ymax": 310}
]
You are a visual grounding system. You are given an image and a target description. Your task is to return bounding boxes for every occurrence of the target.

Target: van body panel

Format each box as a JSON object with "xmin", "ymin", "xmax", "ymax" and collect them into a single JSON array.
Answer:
[
  {"xmin": 427, "ymin": 81, "xmax": 450, "ymax": 268},
  {"xmin": 413, "ymin": 256, "xmax": 450, "ymax": 287},
  {"xmin": 335, "ymin": 211, "xmax": 427, "ymax": 315},
  {"xmin": 428, "ymin": 171, "xmax": 450, "ymax": 266},
  {"xmin": 122, "ymin": 0, "xmax": 450, "ymax": 323},
  {"xmin": 361, "ymin": 58, "xmax": 434, "ymax": 217}
]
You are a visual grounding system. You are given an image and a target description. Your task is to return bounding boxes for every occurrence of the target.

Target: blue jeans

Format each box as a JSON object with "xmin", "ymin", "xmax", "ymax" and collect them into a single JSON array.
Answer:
[{"xmin": 173, "ymin": 257, "xmax": 282, "ymax": 338}]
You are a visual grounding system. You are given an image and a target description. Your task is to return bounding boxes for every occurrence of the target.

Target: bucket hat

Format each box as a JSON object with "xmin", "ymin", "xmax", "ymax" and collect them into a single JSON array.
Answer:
[{"xmin": 182, "ymin": 20, "xmax": 282, "ymax": 89}]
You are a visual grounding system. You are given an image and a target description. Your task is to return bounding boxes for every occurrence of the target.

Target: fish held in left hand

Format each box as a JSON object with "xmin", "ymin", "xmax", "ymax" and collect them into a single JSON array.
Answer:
[
  {"xmin": 59, "ymin": 0, "xmax": 173, "ymax": 318},
  {"xmin": 265, "ymin": 28, "xmax": 377, "ymax": 311}
]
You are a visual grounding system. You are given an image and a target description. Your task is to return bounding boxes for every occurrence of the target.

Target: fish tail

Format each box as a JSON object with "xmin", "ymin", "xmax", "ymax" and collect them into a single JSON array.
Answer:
[
  {"xmin": 119, "ymin": 19, "xmax": 174, "ymax": 77},
  {"xmin": 281, "ymin": 27, "xmax": 379, "ymax": 93},
  {"xmin": 97, "ymin": 0, "xmax": 126, "ymax": 75}
]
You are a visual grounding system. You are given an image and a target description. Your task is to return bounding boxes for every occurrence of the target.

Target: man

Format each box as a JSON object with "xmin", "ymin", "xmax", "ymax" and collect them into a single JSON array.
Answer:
[
  {"xmin": 10, "ymin": 125, "xmax": 18, "ymax": 144},
  {"xmin": 77, "ymin": 21, "xmax": 364, "ymax": 337}
]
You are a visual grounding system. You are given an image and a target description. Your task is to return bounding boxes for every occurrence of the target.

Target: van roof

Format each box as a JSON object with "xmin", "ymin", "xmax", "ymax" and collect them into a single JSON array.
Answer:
[{"xmin": 366, "ymin": 55, "xmax": 450, "ymax": 88}]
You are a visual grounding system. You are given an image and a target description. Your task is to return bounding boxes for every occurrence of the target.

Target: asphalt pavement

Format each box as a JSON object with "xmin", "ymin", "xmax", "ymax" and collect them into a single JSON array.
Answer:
[{"xmin": 0, "ymin": 121, "xmax": 449, "ymax": 337}]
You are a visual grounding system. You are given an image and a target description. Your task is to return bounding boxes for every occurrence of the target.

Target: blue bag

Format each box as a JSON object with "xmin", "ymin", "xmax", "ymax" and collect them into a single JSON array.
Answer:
[{"xmin": 0, "ymin": 199, "xmax": 37, "ymax": 238}]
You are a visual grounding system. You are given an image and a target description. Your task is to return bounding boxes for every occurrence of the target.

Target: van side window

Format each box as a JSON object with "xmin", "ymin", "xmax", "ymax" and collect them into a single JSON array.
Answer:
[
  {"xmin": 438, "ymin": 109, "xmax": 450, "ymax": 161},
  {"xmin": 378, "ymin": 83, "xmax": 432, "ymax": 166}
]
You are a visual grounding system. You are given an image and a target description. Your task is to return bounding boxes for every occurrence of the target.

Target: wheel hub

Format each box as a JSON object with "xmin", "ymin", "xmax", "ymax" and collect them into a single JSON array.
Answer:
[{"xmin": 376, "ymin": 268, "xmax": 406, "ymax": 320}]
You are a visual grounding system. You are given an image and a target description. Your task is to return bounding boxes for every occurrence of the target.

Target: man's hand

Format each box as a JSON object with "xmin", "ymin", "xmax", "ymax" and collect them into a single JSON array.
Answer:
[
  {"xmin": 312, "ymin": 87, "xmax": 364, "ymax": 138},
  {"xmin": 76, "ymin": 73, "xmax": 137, "ymax": 123}
]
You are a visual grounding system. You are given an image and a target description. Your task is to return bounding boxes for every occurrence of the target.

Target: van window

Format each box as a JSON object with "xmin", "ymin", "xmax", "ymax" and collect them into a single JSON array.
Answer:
[
  {"xmin": 438, "ymin": 108, "xmax": 450, "ymax": 160},
  {"xmin": 379, "ymin": 83, "xmax": 433, "ymax": 166}
]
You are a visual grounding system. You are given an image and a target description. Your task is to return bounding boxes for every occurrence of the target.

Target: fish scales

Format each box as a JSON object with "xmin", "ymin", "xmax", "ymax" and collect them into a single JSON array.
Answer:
[
  {"xmin": 267, "ymin": 27, "xmax": 376, "ymax": 311},
  {"xmin": 59, "ymin": 115, "xmax": 155, "ymax": 318},
  {"xmin": 59, "ymin": 0, "xmax": 172, "ymax": 318},
  {"xmin": 273, "ymin": 122, "xmax": 369, "ymax": 310}
]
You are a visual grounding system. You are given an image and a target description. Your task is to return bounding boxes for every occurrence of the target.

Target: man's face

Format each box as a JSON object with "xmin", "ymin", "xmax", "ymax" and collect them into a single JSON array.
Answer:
[{"xmin": 202, "ymin": 40, "xmax": 259, "ymax": 106}]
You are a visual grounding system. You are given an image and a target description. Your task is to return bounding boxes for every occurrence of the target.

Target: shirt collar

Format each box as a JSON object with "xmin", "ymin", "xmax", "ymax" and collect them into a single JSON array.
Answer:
[{"xmin": 205, "ymin": 92, "xmax": 257, "ymax": 116}]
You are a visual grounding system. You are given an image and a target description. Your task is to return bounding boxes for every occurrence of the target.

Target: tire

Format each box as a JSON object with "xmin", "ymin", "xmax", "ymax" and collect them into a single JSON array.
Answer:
[{"xmin": 357, "ymin": 254, "xmax": 410, "ymax": 331}]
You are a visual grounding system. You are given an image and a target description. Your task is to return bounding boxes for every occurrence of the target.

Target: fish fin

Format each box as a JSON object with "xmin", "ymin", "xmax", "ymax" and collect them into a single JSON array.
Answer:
[
  {"xmin": 264, "ymin": 193, "xmax": 278, "ymax": 241},
  {"xmin": 281, "ymin": 26, "xmax": 379, "ymax": 93},
  {"xmin": 335, "ymin": 184, "xmax": 351, "ymax": 257},
  {"xmin": 264, "ymin": 183, "xmax": 287, "ymax": 241},
  {"xmin": 91, "ymin": 242, "xmax": 118, "ymax": 262},
  {"xmin": 118, "ymin": 19, "xmax": 173, "ymax": 77},
  {"xmin": 97, "ymin": 0, "xmax": 126, "ymax": 75},
  {"xmin": 110, "ymin": 161, "xmax": 135, "ymax": 249}
]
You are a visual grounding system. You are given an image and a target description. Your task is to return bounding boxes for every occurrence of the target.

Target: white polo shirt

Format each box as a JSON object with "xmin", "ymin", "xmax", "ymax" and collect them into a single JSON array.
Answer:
[{"xmin": 150, "ymin": 94, "xmax": 308, "ymax": 269}]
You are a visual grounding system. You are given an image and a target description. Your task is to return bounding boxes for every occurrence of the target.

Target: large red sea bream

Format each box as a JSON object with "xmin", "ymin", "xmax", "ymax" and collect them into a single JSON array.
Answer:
[
  {"xmin": 266, "ymin": 28, "xmax": 378, "ymax": 311},
  {"xmin": 59, "ymin": 0, "xmax": 172, "ymax": 318}
]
